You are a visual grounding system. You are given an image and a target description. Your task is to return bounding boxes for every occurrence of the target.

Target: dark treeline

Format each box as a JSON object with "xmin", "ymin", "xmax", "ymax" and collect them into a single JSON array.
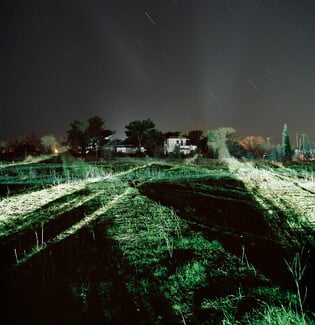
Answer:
[{"xmin": 1, "ymin": 117, "xmax": 314, "ymax": 162}]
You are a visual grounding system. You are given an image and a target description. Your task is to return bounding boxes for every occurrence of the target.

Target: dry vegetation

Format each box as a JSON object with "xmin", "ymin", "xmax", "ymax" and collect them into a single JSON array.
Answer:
[{"xmin": 0, "ymin": 157, "xmax": 314, "ymax": 324}]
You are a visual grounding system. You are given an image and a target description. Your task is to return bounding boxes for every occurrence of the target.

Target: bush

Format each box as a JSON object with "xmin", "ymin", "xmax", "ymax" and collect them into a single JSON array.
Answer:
[{"xmin": 41, "ymin": 135, "xmax": 58, "ymax": 153}]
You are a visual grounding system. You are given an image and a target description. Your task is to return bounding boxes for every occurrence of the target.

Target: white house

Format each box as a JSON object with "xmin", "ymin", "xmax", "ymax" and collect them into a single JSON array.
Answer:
[
  {"xmin": 85, "ymin": 135, "xmax": 113, "ymax": 155},
  {"xmin": 164, "ymin": 137, "xmax": 197, "ymax": 155},
  {"xmin": 116, "ymin": 145, "xmax": 146, "ymax": 155}
]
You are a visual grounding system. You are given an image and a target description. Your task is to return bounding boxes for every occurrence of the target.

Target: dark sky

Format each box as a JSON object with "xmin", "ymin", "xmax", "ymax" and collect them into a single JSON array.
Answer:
[{"xmin": 1, "ymin": 0, "xmax": 315, "ymax": 144}]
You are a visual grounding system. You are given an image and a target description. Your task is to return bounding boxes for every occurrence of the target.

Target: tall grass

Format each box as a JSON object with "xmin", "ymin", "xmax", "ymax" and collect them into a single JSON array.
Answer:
[
  {"xmin": 285, "ymin": 251, "xmax": 308, "ymax": 321},
  {"xmin": 247, "ymin": 305, "xmax": 313, "ymax": 325}
]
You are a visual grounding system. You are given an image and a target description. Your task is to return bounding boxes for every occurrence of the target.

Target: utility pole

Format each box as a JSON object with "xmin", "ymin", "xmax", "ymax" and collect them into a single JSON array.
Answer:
[
  {"xmin": 266, "ymin": 137, "xmax": 271, "ymax": 150},
  {"xmin": 301, "ymin": 134, "xmax": 306, "ymax": 151},
  {"xmin": 296, "ymin": 133, "xmax": 299, "ymax": 150}
]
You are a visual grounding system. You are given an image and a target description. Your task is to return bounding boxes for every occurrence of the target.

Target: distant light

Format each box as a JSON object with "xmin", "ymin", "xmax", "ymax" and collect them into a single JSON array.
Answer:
[{"xmin": 54, "ymin": 148, "xmax": 59, "ymax": 154}]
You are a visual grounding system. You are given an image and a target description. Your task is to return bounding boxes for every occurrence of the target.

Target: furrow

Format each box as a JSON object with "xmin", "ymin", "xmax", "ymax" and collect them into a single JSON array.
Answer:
[{"xmin": 16, "ymin": 188, "xmax": 132, "ymax": 265}]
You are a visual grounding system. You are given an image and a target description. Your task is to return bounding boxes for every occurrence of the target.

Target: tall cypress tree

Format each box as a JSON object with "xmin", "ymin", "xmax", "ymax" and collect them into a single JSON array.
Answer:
[{"xmin": 282, "ymin": 123, "xmax": 293, "ymax": 161}]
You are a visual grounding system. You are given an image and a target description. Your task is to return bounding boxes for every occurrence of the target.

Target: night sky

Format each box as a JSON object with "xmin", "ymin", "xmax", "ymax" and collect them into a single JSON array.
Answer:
[{"xmin": 1, "ymin": 0, "xmax": 315, "ymax": 144}]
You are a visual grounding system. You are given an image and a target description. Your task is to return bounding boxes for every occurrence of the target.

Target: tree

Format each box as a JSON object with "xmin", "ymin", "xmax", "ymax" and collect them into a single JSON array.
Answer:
[
  {"xmin": 187, "ymin": 130, "xmax": 203, "ymax": 146},
  {"xmin": 0, "ymin": 140, "xmax": 7, "ymax": 153},
  {"xmin": 198, "ymin": 136, "xmax": 209, "ymax": 156},
  {"xmin": 282, "ymin": 123, "xmax": 293, "ymax": 161},
  {"xmin": 125, "ymin": 119, "xmax": 156, "ymax": 152},
  {"xmin": 164, "ymin": 131, "xmax": 181, "ymax": 139},
  {"xmin": 67, "ymin": 120, "xmax": 85, "ymax": 153},
  {"xmin": 25, "ymin": 133, "xmax": 41, "ymax": 152},
  {"xmin": 269, "ymin": 144, "xmax": 283, "ymax": 161},
  {"xmin": 41, "ymin": 135, "xmax": 58, "ymax": 153},
  {"xmin": 12, "ymin": 134, "xmax": 41, "ymax": 157},
  {"xmin": 207, "ymin": 127, "xmax": 236, "ymax": 159},
  {"xmin": 238, "ymin": 136, "xmax": 266, "ymax": 159},
  {"xmin": 226, "ymin": 134, "xmax": 248, "ymax": 159},
  {"xmin": 66, "ymin": 117, "xmax": 114, "ymax": 156},
  {"xmin": 145, "ymin": 129, "xmax": 164, "ymax": 157},
  {"xmin": 85, "ymin": 116, "xmax": 111, "ymax": 140},
  {"xmin": 84, "ymin": 116, "xmax": 114, "ymax": 157},
  {"xmin": 207, "ymin": 127, "xmax": 235, "ymax": 159}
]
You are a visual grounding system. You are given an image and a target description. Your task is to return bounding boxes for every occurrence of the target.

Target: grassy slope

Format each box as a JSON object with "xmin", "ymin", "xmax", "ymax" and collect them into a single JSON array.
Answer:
[
  {"xmin": 0, "ymin": 158, "xmax": 314, "ymax": 324},
  {"xmin": 226, "ymin": 159, "xmax": 315, "ymax": 247},
  {"xmin": 102, "ymin": 186, "xmax": 288, "ymax": 323}
]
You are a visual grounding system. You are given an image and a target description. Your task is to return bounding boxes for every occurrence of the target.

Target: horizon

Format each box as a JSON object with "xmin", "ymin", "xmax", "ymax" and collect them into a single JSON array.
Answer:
[{"xmin": 1, "ymin": 119, "xmax": 311, "ymax": 148}]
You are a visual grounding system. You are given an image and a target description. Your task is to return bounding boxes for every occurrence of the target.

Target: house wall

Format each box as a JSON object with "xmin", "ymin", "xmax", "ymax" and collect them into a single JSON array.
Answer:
[
  {"xmin": 164, "ymin": 138, "xmax": 197, "ymax": 155},
  {"xmin": 164, "ymin": 138, "xmax": 186, "ymax": 153},
  {"xmin": 116, "ymin": 146, "xmax": 145, "ymax": 154}
]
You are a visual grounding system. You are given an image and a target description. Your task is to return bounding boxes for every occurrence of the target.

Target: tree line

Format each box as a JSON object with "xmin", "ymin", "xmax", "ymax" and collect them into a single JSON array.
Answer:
[
  {"xmin": 67, "ymin": 116, "xmax": 207, "ymax": 158},
  {"xmin": 0, "ymin": 117, "xmax": 310, "ymax": 162},
  {"xmin": 206, "ymin": 124, "xmax": 296, "ymax": 161}
]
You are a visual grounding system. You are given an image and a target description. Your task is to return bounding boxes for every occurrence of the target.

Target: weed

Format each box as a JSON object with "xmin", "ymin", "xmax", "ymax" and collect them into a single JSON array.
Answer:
[
  {"xmin": 241, "ymin": 244, "xmax": 250, "ymax": 267},
  {"xmin": 202, "ymin": 288, "xmax": 244, "ymax": 324},
  {"xmin": 34, "ymin": 230, "xmax": 39, "ymax": 249},
  {"xmin": 285, "ymin": 251, "xmax": 307, "ymax": 320},
  {"xmin": 248, "ymin": 304, "xmax": 314, "ymax": 325},
  {"xmin": 14, "ymin": 248, "xmax": 18, "ymax": 263}
]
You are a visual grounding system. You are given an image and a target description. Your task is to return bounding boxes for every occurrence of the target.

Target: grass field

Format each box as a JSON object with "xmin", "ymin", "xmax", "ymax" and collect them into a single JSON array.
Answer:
[{"xmin": 0, "ymin": 155, "xmax": 314, "ymax": 324}]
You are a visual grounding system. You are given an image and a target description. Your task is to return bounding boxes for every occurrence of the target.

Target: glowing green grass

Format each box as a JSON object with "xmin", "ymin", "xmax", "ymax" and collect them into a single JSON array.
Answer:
[
  {"xmin": 1, "ymin": 158, "xmax": 314, "ymax": 323},
  {"xmin": 0, "ymin": 154, "xmax": 55, "ymax": 168},
  {"xmin": 101, "ymin": 187, "xmax": 302, "ymax": 323},
  {"xmin": 0, "ymin": 182, "xmax": 89, "ymax": 225},
  {"xmin": 0, "ymin": 162, "xmax": 155, "ymax": 239},
  {"xmin": 226, "ymin": 158, "xmax": 315, "ymax": 229},
  {"xmin": 16, "ymin": 187, "xmax": 132, "ymax": 265}
]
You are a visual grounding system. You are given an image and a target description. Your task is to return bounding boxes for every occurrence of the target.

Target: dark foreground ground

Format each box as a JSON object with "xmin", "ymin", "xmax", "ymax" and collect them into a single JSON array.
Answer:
[{"xmin": 0, "ymin": 157, "xmax": 314, "ymax": 324}]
